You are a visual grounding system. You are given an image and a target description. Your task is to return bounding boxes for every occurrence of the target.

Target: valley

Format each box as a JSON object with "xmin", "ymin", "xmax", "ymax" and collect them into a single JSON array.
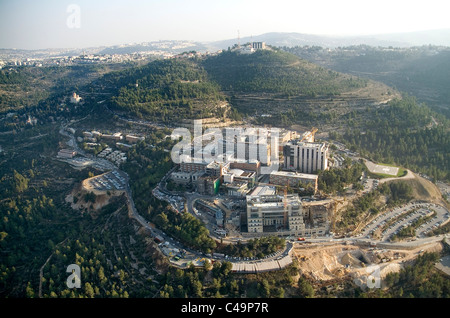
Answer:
[{"xmin": 0, "ymin": 39, "xmax": 449, "ymax": 300}]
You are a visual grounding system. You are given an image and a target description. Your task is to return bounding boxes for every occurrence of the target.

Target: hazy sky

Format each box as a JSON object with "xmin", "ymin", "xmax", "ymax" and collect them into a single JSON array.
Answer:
[{"xmin": 1, "ymin": 0, "xmax": 450, "ymax": 49}]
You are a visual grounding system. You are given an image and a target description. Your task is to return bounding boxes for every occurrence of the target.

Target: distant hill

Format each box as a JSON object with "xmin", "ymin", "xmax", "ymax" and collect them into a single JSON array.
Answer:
[
  {"xmin": 98, "ymin": 41, "xmax": 207, "ymax": 55},
  {"xmin": 205, "ymin": 29, "xmax": 450, "ymax": 50},
  {"xmin": 284, "ymin": 45, "xmax": 450, "ymax": 117},
  {"xmin": 202, "ymin": 49, "xmax": 368, "ymax": 96}
]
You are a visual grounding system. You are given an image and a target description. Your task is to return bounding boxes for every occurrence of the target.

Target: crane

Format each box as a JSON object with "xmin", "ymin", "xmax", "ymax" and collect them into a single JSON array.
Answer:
[{"xmin": 300, "ymin": 127, "xmax": 318, "ymax": 143}]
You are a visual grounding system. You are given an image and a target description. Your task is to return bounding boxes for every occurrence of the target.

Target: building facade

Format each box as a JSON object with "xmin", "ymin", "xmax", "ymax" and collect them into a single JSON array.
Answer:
[
  {"xmin": 283, "ymin": 141, "xmax": 329, "ymax": 174},
  {"xmin": 269, "ymin": 170, "xmax": 318, "ymax": 193},
  {"xmin": 246, "ymin": 194, "xmax": 305, "ymax": 233}
]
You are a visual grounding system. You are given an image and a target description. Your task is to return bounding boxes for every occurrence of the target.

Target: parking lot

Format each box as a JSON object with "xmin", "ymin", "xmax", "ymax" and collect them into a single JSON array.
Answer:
[
  {"xmin": 361, "ymin": 175, "xmax": 378, "ymax": 194},
  {"xmin": 359, "ymin": 202, "xmax": 450, "ymax": 242},
  {"xmin": 86, "ymin": 170, "xmax": 127, "ymax": 192}
]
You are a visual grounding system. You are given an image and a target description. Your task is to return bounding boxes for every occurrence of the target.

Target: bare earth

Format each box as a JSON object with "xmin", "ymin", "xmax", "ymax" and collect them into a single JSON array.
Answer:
[{"xmin": 292, "ymin": 241, "xmax": 443, "ymax": 285}]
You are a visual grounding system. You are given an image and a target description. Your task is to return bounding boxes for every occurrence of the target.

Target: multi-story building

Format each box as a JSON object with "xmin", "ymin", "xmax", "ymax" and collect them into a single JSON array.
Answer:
[
  {"xmin": 283, "ymin": 141, "xmax": 329, "ymax": 174},
  {"xmin": 125, "ymin": 135, "xmax": 145, "ymax": 143},
  {"xmin": 251, "ymin": 42, "xmax": 266, "ymax": 50},
  {"xmin": 180, "ymin": 159, "xmax": 208, "ymax": 173},
  {"xmin": 230, "ymin": 159, "xmax": 261, "ymax": 175},
  {"xmin": 196, "ymin": 175, "xmax": 221, "ymax": 195},
  {"xmin": 206, "ymin": 161, "xmax": 229, "ymax": 177},
  {"xmin": 101, "ymin": 132, "xmax": 123, "ymax": 141},
  {"xmin": 222, "ymin": 128, "xmax": 272, "ymax": 166},
  {"xmin": 57, "ymin": 149, "xmax": 77, "ymax": 159},
  {"xmin": 269, "ymin": 170, "xmax": 318, "ymax": 193},
  {"xmin": 246, "ymin": 194, "xmax": 304, "ymax": 233}
]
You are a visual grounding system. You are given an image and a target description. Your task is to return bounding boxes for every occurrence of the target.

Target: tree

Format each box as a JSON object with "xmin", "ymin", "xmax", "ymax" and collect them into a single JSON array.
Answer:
[
  {"xmin": 192, "ymin": 280, "xmax": 203, "ymax": 298},
  {"xmin": 85, "ymin": 282, "xmax": 95, "ymax": 298},
  {"xmin": 271, "ymin": 287, "xmax": 285, "ymax": 298},
  {"xmin": 259, "ymin": 279, "xmax": 271, "ymax": 298},
  {"xmin": 98, "ymin": 266, "xmax": 107, "ymax": 285},
  {"xmin": 297, "ymin": 277, "xmax": 314, "ymax": 298},
  {"xmin": 25, "ymin": 282, "xmax": 35, "ymax": 298},
  {"xmin": 13, "ymin": 170, "xmax": 29, "ymax": 193},
  {"xmin": 204, "ymin": 259, "xmax": 212, "ymax": 271}
]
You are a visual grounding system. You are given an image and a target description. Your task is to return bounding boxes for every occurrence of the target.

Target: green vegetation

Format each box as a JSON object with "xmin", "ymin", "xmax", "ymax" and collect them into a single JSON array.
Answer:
[
  {"xmin": 318, "ymin": 158, "xmax": 365, "ymax": 194},
  {"xmin": 360, "ymin": 252, "xmax": 450, "ymax": 298},
  {"xmin": 0, "ymin": 64, "xmax": 121, "ymax": 112},
  {"xmin": 331, "ymin": 97, "xmax": 450, "ymax": 182},
  {"xmin": 428, "ymin": 221, "xmax": 450, "ymax": 236},
  {"xmin": 158, "ymin": 260, "xmax": 300, "ymax": 298},
  {"xmin": 379, "ymin": 182, "xmax": 414, "ymax": 205},
  {"xmin": 108, "ymin": 59, "xmax": 227, "ymax": 121},
  {"xmin": 203, "ymin": 49, "xmax": 367, "ymax": 98},
  {"xmin": 336, "ymin": 181, "xmax": 414, "ymax": 232},
  {"xmin": 284, "ymin": 45, "xmax": 450, "ymax": 118},
  {"xmin": 0, "ymin": 43, "xmax": 448, "ymax": 299},
  {"xmin": 216, "ymin": 236, "xmax": 285, "ymax": 259},
  {"xmin": 337, "ymin": 190, "xmax": 382, "ymax": 231},
  {"xmin": 38, "ymin": 198, "xmax": 162, "ymax": 298},
  {"xmin": 153, "ymin": 210, "xmax": 217, "ymax": 253},
  {"xmin": 367, "ymin": 163, "xmax": 407, "ymax": 179},
  {"xmin": 387, "ymin": 210, "xmax": 435, "ymax": 241},
  {"xmin": 121, "ymin": 130, "xmax": 217, "ymax": 253},
  {"xmin": 84, "ymin": 191, "xmax": 97, "ymax": 203}
]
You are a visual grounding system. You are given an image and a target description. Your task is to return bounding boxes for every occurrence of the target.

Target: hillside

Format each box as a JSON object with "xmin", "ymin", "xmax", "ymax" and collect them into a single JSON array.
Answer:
[
  {"xmin": 93, "ymin": 49, "xmax": 399, "ymax": 127},
  {"xmin": 203, "ymin": 49, "xmax": 368, "ymax": 96},
  {"xmin": 1, "ymin": 48, "xmax": 401, "ymax": 129},
  {"xmin": 285, "ymin": 45, "xmax": 450, "ymax": 117},
  {"xmin": 202, "ymin": 48, "xmax": 400, "ymax": 128},
  {"xmin": 104, "ymin": 58, "xmax": 231, "ymax": 122},
  {"xmin": 387, "ymin": 175, "xmax": 447, "ymax": 207},
  {"xmin": 0, "ymin": 65, "xmax": 119, "ymax": 113}
]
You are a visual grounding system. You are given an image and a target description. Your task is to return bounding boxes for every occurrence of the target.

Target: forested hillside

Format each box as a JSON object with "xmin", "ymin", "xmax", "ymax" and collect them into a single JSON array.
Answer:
[
  {"xmin": 330, "ymin": 97, "xmax": 450, "ymax": 181},
  {"xmin": 202, "ymin": 49, "xmax": 368, "ymax": 97},
  {"xmin": 106, "ymin": 59, "xmax": 228, "ymax": 121},
  {"xmin": 284, "ymin": 45, "xmax": 450, "ymax": 117},
  {"xmin": 0, "ymin": 64, "xmax": 128, "ymax": 113}
]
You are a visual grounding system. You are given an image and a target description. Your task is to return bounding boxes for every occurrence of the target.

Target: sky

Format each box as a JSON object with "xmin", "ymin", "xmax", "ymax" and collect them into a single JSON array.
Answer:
[{"xmin": 1, "ymin": 0, "xmax": 450, "ymax": 50}]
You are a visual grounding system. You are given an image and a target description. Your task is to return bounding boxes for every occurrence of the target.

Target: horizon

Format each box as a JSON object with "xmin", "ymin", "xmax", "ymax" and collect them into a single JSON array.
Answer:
[
  {"xmin": 1, "ymin": 0, "xmax": 450, "ymax": 50},
  {"xmin": 3, "ymin": 27, "xmax": 450, "ymax": 52}
]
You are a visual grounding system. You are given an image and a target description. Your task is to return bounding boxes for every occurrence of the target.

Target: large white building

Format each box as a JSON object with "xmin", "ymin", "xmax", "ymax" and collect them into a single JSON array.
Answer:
[
  {"xmin": 283, "ymin": 141, "xmax": 329, "ymax": 174},
  {"xmin": 246, "ymin": 194, "xmax": 304, "ymax": 233},
  {"xmin": 222, "ymin": 127, "xmax": 273, "ymax": 166}
]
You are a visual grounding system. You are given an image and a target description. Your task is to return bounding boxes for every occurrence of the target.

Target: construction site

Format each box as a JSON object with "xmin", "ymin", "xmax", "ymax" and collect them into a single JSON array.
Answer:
[{"xmin": 291, "ymin": 239, "xmax": 445, "ymax": 288}]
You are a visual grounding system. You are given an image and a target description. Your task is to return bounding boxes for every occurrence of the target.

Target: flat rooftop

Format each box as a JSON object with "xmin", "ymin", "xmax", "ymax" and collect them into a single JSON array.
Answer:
[
  {"xmin": 270, "ymin": 171, "xmax": 318, "ymax": 180},
  {"xmin": 250, "ymin": 186, "xmax": 276, "ymax": 196},
  {"xmin": 246, "ymin": 194, "xmax": 301, "ymax": 207},
  {"xmin": 288, "ymin": 141, "xmax": 327, "ymax": 148}
]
